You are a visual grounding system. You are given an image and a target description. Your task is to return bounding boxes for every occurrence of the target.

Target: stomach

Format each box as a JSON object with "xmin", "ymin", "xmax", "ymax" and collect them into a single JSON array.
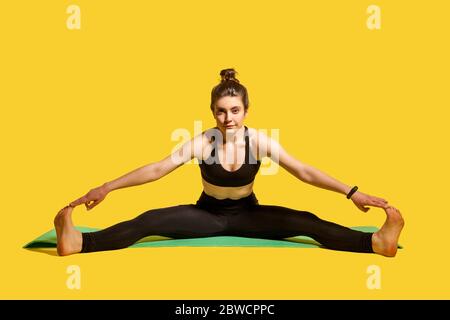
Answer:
[{"xmin": 201, "ymin": 179, "xmax": 254, "ymax": 200}]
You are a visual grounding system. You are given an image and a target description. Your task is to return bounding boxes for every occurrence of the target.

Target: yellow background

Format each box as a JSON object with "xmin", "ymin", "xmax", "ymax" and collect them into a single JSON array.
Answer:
[{"xmin": 1, "ymin": 0, "xmax": 449, "ymax": 299}]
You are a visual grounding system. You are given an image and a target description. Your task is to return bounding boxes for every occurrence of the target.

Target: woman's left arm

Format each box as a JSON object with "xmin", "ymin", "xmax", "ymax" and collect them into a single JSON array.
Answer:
[
  {"xmin": 299, "ymin": 164, "xmax": 389, "ymax": 212},
  {"xmin": 257, "ymin": 131, "xmax": 389, "ymax": 212}
]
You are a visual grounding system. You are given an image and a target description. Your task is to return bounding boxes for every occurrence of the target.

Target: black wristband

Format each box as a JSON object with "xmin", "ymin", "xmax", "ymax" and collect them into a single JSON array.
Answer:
[{"xmin": 346, "ymin": 186, "xmax": 358, "ymax": 199}]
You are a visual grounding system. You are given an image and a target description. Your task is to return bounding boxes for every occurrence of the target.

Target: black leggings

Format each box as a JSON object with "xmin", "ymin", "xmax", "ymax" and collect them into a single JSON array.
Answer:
[{"xmin": 81, "ymin": 192, "xmax": 374, "ymax": 254}]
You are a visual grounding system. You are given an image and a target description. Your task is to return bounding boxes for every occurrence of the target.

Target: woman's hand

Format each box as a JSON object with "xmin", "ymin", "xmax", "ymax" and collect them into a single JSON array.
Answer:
[
  {"xmin": 350, "ymin": 191, "xmax": 389, "ymax": 212},
  {"xmin": 69, "ymin": 184, "xmax": 109, "ymax": 211}
]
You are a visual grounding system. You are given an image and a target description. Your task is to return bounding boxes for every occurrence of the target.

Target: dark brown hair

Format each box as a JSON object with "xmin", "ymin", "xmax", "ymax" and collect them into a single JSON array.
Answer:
[{"xmin": 210, "ymin": 68, "xmax": 250, "ymax": 113}]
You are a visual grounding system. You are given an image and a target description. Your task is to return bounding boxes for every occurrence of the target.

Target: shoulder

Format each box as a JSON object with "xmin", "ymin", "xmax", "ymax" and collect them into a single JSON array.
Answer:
[
  {"xmin": 247, "ymin": 126, "xmax": 284, "ymax": 159},
  {"xmin": 203, "ymin": 127, "xmax": 218, "ymax": 142},
  {"xmin": 194, "ymin": 127, "xmax": 216, "ymax": 160},
  {"xmin": 247, "ymin": 127, "xmax": 259, "ymax": 139},
  {"xmin": 168, "ymin": 127, "xmax": 220, "ymax": 163},
  {"xmin": 247, "ymin": 127, "xmax": 270, "ymax": 146},
  {"xmin": 246, "ymin": 127, "xmax": 267, "ymax": 161}
]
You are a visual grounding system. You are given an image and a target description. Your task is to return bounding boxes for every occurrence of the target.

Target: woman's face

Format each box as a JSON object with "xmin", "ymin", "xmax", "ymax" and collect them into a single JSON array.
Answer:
[{"xmin": 213, "ymin": 96, "xmax": 247, "ymax": 133}]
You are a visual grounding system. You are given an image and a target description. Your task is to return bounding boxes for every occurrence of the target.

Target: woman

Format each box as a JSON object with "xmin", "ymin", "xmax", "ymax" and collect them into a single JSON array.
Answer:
[{"xmin": 55, "ymin": 68, "xmax": 404, "ymax": 257}]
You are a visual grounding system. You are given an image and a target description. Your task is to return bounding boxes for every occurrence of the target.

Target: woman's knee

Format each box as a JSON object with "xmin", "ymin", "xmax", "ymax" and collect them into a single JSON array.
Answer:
[
  {"xmin": 298, "ymin": 210, "xmax": 320, "ymax": 220},
  {"xmin": 133, "ymin": 204, "xmax": 227, "ymax": 236}
]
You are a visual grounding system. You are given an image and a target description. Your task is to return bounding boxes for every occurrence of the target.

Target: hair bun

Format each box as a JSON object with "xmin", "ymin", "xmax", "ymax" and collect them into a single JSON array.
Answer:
[{"xmin": 220, "ymin": 68, "xmax": 239, "ymax": 83}]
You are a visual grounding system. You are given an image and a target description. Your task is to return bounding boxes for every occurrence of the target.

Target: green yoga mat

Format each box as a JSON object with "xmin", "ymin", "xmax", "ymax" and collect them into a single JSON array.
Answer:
[{"xmin": 23, "ymin": 226, "xmax": 402, "ymax": 249}]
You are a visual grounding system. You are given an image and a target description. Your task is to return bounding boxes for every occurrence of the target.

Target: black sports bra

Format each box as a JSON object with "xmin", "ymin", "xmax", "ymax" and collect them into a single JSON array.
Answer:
[{"xmin": 199, "ymin": 126, "xmax": 261, "ymax": 187}]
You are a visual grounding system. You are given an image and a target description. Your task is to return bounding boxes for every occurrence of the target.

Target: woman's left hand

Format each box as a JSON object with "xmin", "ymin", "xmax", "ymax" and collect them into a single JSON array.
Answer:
[{"xmin": 350, "ymin": 191, "xmax": 389, "ymax": 212}]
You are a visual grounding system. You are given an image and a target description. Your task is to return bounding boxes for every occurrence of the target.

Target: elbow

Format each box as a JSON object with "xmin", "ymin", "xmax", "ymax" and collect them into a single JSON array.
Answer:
[
  {"xmin": 298, "ymin": 165, "xmax": 312, "ymax": 183},
  {"xmin": 146, "ymin": 162, "xmax": 163, "ymax": 182}
]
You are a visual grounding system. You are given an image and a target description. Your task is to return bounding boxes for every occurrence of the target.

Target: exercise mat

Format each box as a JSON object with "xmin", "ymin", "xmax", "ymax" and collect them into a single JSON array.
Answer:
[{"xmin": 23, "ymin": 226, "xmax": 402, "ymax": 249}]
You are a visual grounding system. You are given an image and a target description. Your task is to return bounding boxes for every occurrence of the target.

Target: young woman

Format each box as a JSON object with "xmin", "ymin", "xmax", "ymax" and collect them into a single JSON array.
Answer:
[{"xmin": 54, "ymin": 68, "xmax": 404, "ymax": 257}]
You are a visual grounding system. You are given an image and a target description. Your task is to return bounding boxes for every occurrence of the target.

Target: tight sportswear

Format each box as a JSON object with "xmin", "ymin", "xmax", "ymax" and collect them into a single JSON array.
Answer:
[{"xmin": 81, "ymin": 191, "xmax": 374, "ymax": 253}]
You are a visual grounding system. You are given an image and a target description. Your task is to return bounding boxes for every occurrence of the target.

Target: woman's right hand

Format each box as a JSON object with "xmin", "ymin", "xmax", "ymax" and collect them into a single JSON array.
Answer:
[{"xmin": 69, "ymin": 184, "xmax": 109, "ymax": 211}]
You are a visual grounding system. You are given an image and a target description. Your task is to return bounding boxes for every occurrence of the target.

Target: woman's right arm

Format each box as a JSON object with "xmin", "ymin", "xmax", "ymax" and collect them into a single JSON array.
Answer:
[{"xmin": 70, "ymin": 133, "xmax": 205, "ymax": 210}]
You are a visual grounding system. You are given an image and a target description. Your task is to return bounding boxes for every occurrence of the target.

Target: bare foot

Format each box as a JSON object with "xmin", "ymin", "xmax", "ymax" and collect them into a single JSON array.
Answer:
[
  {"xmin": 372, "ymin": 206, "xmax": 405, "ymax": 257},
  {"xmin": 54, "ymin": 205, "xmax": 82, "ymax": 256}
]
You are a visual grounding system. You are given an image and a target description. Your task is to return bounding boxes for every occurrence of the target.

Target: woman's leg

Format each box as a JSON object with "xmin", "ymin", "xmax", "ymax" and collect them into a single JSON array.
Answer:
[
  {"xmin": 54, "ymin": 204, "xmax": 227, "ymax": 255},
  {"xmin": 226, "ymin": 204, "xmax": 375, "ymax": 253}
]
